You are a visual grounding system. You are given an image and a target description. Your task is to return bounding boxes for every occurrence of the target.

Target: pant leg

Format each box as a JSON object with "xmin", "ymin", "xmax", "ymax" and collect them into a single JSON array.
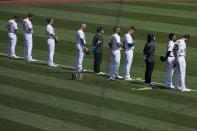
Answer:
[
  {"xmin": 8, "ymin": 35, "xmax": 11, "ymax": 57},
  {"xmin": 75, "ymin": 47, "xmax": 84, "ymax": 71},
  {"xmin": 94, "ymin": 53, "xmax": 102, "ymax": 73},
  {"xmin": 164, "ymin": 57, "xmax": 175, "ymax": 87},
  {"xmin": 109, "ymin": 52, "xmax": 115, "ymax": 77},
  {"xmin": 123, "ymin": 50, "xmax": 133, "ymax": 79},
  {"xmin": 149, "ymin": 61, "xmax": 155, "ymax": 83},
  {"xmin": 174, "ymin": 62, "xmax": 181, "ymax": 89},
  {"xmin": 145, "ymin": 61, "xmax": 154, "ymax": 83},
  {"xmin": 179, "ymin": 57, "xmax": 186, "ymax": 89},
  {"xmin": 10, "ymin": 35, "xmax": 17, "ymax": 57},
  {"xmin": 24, "ymin": 34, "xmax": 33, "ymax": 60},
  {"xmin": 114, "ymin": 51, "xmax": 121, "ymax": 77},
  {"xmin": 47, "ymin": 39, "xmax": 55, "ymax": 65}
]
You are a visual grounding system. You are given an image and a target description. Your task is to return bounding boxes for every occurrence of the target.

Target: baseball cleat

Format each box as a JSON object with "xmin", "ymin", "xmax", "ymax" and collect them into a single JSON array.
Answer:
[{"xmin": 181, "ymin": 88, "xmax": 191, "ymax": 92}]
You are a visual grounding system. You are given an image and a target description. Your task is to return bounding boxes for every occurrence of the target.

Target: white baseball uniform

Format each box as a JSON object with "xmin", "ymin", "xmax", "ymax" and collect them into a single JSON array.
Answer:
[
  {"xmin": 109, "ymin": 33, "xmax": 121, "ymax": 78},
  {"xmin": 123, "ymin": 33, "xmax": 134, "ymax": 79},
  {"xmin": 174, "ymin": 39, "xmax": 187, "ymax": 90},
  {"xmin": 23, "ymin": 18, "xmax": 33, "ymax": 61},
  {"xmin": 164, "ymin": 40, "xmax": 175, "ymax": 88},
  {"xmin": 46, "ymin": 24, "xmax": 56, "ymax": 66},
  {"xmin": 6, "ymin": 19, "xmax": 18, "ymax": 58},
  {"xmin": 75, "ymin": 29, "xmax": 86, "ymax": 71}
]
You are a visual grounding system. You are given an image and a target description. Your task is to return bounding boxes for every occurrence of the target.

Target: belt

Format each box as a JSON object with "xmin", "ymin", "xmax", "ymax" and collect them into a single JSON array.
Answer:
[
  {"xmin": 168, "ymin": 56, "xmax": 174, "ymax": 57},
  {"xmin": 179, "ymin": 55, "xmax": 185, "ymax": 57}
]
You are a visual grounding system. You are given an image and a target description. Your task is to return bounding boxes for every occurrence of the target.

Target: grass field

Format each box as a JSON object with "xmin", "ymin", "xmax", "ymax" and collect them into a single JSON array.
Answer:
[{"xmin": 0, "ymin": 1, "xmax": 197, "ymax": 131}]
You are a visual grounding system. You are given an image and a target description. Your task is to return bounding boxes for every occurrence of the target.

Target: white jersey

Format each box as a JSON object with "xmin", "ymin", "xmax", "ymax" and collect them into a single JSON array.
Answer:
[
  {"xmin": 123, "ymin": 33, "xmax": 134, "ymax": 51},
  {"xmin": 76, "ymin": 29, "xmax": 86, "ymax": 46},
  {"xmin": 46, "ymin": 24, "xmax": 55, "ymax": 40},
  {"xmin": 23, "ymin": 18, "xmax": 33, "ymax": 34},
  {"xmin": 109, "ymin": 33, "xmax": 121, "ymax": 51},
  {"xmin": 174, "ymin": 39, "xmax": 186, "ymax": 56},
  {"xmin": 6, "ymin": 19, "xmax": 18, "ymax": 34},
  {"xmin": 167, "ymin": 40, "xmax": 175, "ymax": 57}
]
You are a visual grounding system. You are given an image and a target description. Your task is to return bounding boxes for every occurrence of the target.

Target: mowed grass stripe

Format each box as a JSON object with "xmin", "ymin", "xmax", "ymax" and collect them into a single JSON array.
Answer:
[
  {"xmin": 0, "ymin": 104, "xmax": 94, "ymax": 131},
  {"xmin": 79, "ymin": 2, "xmax": 197, "ymax": 20},
  {"xmin": 0, "ymin": 64, "xmax": 197, "ymax": 118},
  {"xmin": 1, "ymin": 10, "xmax": 197, "ymax": 50},
  {"xmin": 0, "ymin": 45, "xmax": 196, "ymax": 91},
  {"xmin": 124, "ymin": 2, "xmax": 197, "ymax": 12},
  {"xmin": 0, "ymin": 93, "xmax": 147, "ymax": 131},
  {"xmin": 0, "ymin": 118, "xmax": 45, "ymax": 131},
  {"xmin": 1, "ymin": 74, "xmax": 197, "ymax": 129},
  {"xmin": 36, "ymin": 3, "xmax": 197, "ymax": 27},
  {"xmin": 0, "ymin": 6, "xmax": 197, "ymax": 37},
  {"xmin": 1, "ymin": 84, "xmax": 197, "ymax": 131}
]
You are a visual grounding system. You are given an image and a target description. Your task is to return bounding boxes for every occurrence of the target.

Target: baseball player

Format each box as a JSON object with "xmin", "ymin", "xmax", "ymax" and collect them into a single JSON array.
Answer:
[
  {"xmin": 23, "ymin": 13, "xmax": 36, "ymax": 61},
  {"xmin": 75, "ymin": 24, "xmax": 87, "ymax": 72},
  {"xmin": 123, "ymin": 26, "xmax": 136, "ymax": 80},
  {"xmin": 174, "ymin": 34, "xmax": 191, "ymax": 91},
  {"xmin": 46, "ymin": 17, "xmax": 59, "ymax": 67},
  {"xmin": 6, "ymin": 16, "xmax": 19, "ymax": 58},
  {"xmin": 164, "ymin": 33, "xmax": 176, "ymax": 88},
  {"xmin": 109, "ymin": 27, "xmax": 123, "ymax": 80}
]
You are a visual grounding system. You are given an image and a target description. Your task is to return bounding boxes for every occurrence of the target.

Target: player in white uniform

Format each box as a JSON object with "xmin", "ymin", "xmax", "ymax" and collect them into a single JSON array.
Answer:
[
  {"xmin": 123, "ymin": 26, "xmax": 136, "ymax": 80},
  {"xmin": 6, "ymin": 16, "xmax": 19, "ymax": 58},
  {"xmin": 75, "ymin": 24, "xmax": 87, "ymax": 72},
  {"xmin": 109, "ymin": 27, "xmax": 123, "ymax": 80},
  {"xmin": 46, "ymin": 17, "xmax": 59, "ymax": 67},
  {"xmin": 164, "ymin": 33, "xmax": 176, "ymax": 88},
  {"xmin": 174, "ymin": 34, "xmax": 191, "ymax": 92},
  {"xmin": 23, "ymin": 13, "xmax": 36, "ymax": 61}
]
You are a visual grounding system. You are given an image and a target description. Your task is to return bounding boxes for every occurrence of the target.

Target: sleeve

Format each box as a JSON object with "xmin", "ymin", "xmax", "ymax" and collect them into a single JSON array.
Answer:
[
  {"xmin": 47, "ymin": 26, "xmax": 53, "ymax": 35},
  {"xmin": 27, "ymin": 21, "xmax": 32, "ymax": 29},
  {"xmin": 78, "ymin": 31, "xmax": 84, "ymax": 40},
  {"xmin": 14, "ymin": 22, "xmax": 18, "ymax": 31},
  {"xmin": 168, "ymin": 42, "xmax": 174, "ymax": 52},
  {"xmin": 115, "ymin": 35, "xmax": 121, "ymax": 43},
  {"xmin": 126, "ymin": 35, "xmax": 132, "ymax": 44}
]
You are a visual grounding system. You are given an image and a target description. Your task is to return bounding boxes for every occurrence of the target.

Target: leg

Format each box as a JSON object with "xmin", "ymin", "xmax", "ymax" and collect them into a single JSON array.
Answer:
[
  {"xmin": 75, "ymin": 48, "xmax": 80, "ymax": 71},
  {"xmin": 114, "ymin": 51, "xmax": 121, "ymax": 77},
  {"xmin": 94, "ymin": 53, "xmax": 99, "ymax": 73},
  {"xmin": 179, "ymin": 57, "xmax": 186, "ymax": 90},
  {"xmin": 97, "ymin": 53, "xmax": 102, "ymax": 73},
  {"xmin": 8, "ymin": 36, "xmax": 11, "ymax": 57},
  {"xmin": 109, "ymin": 53, "xmax": 115, "ymax": 77},
  {"xmin": 47, "ymin": 40, "xmax": 55, "ymax": 65},
  {"xmin": 145, "ymin": 61, "xmax": 150, "ymax": 83},
  {"xmin": 78, "ymin": 49, "xmax": 84, "ymax": 71},
  {"xmin": 10, "ymin": 35, "xmax": 17, "ymax": 57},
  {"xmin": 149, "ymin": 61, "xmax": 155, "ymax": 83},
  {"xmin": 164, "ymin": 58, "xmax": 175, "ymax": 87},
  {"xmin": 174, "ymin": 63, "xmax": 180, "ymax": 89}
]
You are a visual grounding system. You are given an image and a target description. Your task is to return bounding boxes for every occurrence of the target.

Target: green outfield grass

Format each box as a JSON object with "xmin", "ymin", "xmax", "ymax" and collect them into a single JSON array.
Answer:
[{"xmin": 0, "ymin": 1, "xmax": 197, "ymax": 131}]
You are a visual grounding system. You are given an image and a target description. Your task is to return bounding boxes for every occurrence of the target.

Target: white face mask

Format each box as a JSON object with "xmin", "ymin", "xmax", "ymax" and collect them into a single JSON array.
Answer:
[
  {"xmin": 154, "ymin": 37, "xmax": 156, "ymax": 40},
  {"xmin": 101, "ymin": 30, "xmax": 104, "ymax": 34}
]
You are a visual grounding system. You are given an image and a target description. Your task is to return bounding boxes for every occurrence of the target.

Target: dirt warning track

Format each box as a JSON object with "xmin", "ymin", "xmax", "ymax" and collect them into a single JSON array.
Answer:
[{"xmin": 1, "ymin": 0, "xmax": 197, "ymax": 6}]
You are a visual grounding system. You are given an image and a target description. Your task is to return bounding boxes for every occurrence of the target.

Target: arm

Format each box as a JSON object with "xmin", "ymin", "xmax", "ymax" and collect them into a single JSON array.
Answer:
[{"xmin": 51, "ymin": 33, "xmax": 59, "ymax": 43}]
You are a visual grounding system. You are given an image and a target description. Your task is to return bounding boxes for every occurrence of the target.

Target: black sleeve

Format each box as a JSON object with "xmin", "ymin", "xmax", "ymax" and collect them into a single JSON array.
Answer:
[{"xmin": 165, "ymin": 51, "xmax": 171, "ymax": 59}]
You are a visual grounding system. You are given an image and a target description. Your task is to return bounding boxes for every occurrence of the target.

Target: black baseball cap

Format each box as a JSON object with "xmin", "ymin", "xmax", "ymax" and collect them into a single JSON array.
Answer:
[{"xmin": 27, "ymin": 13, "xmax": 34, "ymax": 17}]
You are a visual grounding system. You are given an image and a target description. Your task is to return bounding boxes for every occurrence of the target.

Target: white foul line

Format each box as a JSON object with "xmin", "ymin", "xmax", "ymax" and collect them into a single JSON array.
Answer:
[{"xmin": 0, "ymin": 52, "xmax": 184, "ymax": 88}]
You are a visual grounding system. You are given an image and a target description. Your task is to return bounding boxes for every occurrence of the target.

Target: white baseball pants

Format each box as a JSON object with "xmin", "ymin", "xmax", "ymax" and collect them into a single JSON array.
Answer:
[
  {"xmin": 174, "ymin": 56, "xmax": 186, "ymax": 89},
  {"xmin": 8, "ymin": 33, "xmax": 17, "ymax": 57},
  {"xmin": 164, "ymin": 57, "xmax": 175, "ymax": 87},
  {"xmin": 123, "ymin": 50, "xmax": 134, "ymax": 79},
  {"xmin": 47, "ymin": 39, "xmax": 55, "ymax": 66},
  {"xmin": 109, "ymin": 50, "xmax": 121, "ymax": 78},
  {"xmin": 24, "ymin": 33, "xmax": 33, "ymax": 61},
  {"xmin": 75, "ymin": 45, "xmax": 84, "ymax": 71}
]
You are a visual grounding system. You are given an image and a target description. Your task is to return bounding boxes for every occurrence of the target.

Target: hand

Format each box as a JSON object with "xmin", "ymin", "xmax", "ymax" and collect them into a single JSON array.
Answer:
[
  {"xmin": 97, "ymin": 40, "xmax": 102, "ymax": 45},
  {"xmin": 133, "ymin": 40, "xmax": 136, "ymax": 44},
  {"xmin": 55, "ymin": 36, "xmax": 59, "ymax": 43},
  {"xmin": 118, "ymin": 42, "xmax": 123, "ymax": 46}
]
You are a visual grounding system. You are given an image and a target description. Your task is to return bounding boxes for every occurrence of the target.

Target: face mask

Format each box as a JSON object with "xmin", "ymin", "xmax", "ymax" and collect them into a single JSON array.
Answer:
[
  {"xmin": 154, "ymin": 37, "xmax": 156, "ymax": 40},
  {"xmin": 101, "ymin": 30, "xmax": 104, "ymax": 34}
]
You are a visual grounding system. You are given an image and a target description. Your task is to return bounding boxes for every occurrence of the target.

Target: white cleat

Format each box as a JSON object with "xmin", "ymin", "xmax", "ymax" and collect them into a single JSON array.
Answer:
[
  {"xmin": 124, "ymin": 78, "xmax": 135, "ymax": 81},
  {"xmin": 174, "ymin": 87, "xmax": 181, "ymax": 91},
  {"xmin": 95, "ymin": 72, "xmax": 106, "ymax": 75},
  {"xmin": 47, "ymin": 64, "xmax": 58, "ymax": 67},
  {"xmin": 181, "ymin": 88, "xmax": 191, "ymax": 92},
  {"xmin": 109, "ymin": 77, "xmax": 115, "ymax": 81},
  {"xmin": 164, "ymin": 85, "xmax": 174, "ymax": 89},
  {"xmin": 115, "ymin": 76, "xmax": 123, "ymax": 79},
  {"xmin": 28, "ymin": 59, "xmax": 37, "ymax": 62}
]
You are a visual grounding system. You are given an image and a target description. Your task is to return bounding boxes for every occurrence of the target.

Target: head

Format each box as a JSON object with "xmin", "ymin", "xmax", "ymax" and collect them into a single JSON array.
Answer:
[
  {"xmin": 97, "ymin": 27, "xmax": 104, "ymax": 34},
  {"xmin": 27, "ymin": 13, "xmax": 33, "ymax": 20},
  {"xmin": 81, "ymin": 24, "xmax": 87, "ymax": 31},
  {"xmin": 147, "ymin": 33, "xmax": 155, "ymax": 43},
  {"xmin": 168, "ymin": 33, "xmax": 176, "ymax": 41},
  {"xmin": 183, "ymin": 34, "xmax": 190, "ymax": 42},
  {"xmin": 114, "ymin": 27, "xmax": 120, "ymax": 35},
  {"xmin": 13, "ymin": 16, "xmax": 19, "ymax": 22},
  {"xmin": 47, "ymin": 17, "xmax": 54, "ymax": 25},
  {"xmin": 128, "ymin": 26, "xmax": 136, "ymax": 35}
]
